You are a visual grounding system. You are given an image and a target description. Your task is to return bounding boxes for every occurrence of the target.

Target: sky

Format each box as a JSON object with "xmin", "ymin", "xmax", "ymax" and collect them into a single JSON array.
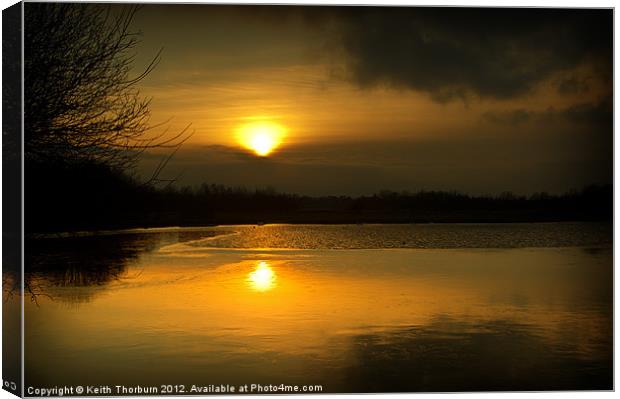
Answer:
[{"xmin": 127, "ymin": 4, "xmax": 612, "ymax": 196}]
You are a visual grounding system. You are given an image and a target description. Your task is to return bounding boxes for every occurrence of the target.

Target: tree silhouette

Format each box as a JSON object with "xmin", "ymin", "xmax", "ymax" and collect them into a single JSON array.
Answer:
[{"xmin": 24, "ymin": 3, "xmax": 190, "ymax": 170}]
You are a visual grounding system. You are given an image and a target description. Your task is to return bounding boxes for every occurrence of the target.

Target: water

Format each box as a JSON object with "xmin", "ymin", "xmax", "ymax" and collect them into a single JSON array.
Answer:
[{"xmin": 13, "ymin": 223, "xmax": 612, "ymax": 392}]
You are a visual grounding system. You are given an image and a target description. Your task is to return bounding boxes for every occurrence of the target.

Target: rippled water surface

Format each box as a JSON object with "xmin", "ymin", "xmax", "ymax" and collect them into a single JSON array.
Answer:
[
  {"xmin": 187, "ymin": 222, "xmax": 612, "ymax": 249},
  {"xmin": 17, "ymin": 223, "xmax": 612, "ymax": 392}
]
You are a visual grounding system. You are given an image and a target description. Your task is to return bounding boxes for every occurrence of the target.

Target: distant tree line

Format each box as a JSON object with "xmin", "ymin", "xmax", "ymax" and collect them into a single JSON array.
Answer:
[{"xmin": 26, "ymin": 162, "xmax": 612, "ymax": 233}]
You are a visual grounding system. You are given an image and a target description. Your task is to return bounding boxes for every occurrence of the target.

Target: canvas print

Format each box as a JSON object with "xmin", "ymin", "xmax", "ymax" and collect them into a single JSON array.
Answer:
[{"xmin": 2, "ymin": 1, "xmax": 613, "ymax": 396}]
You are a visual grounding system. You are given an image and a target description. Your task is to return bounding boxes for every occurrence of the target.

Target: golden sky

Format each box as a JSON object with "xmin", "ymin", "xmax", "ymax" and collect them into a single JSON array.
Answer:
[{"xmin": 127, "ymin": 5, "xmax": 612, "ymax": 195}]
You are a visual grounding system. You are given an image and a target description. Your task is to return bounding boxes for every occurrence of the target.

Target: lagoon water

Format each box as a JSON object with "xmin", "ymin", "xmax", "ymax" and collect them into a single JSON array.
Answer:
[{"xmin": 17, "ymin": 223, "xmax": 612, "ymax": 392}]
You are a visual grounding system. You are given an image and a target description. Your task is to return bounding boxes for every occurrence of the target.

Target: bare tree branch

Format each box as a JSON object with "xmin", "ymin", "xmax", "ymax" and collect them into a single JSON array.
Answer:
[{"xmin": 24, "ymin": 3, "xmax": 190, "ymax": 171}]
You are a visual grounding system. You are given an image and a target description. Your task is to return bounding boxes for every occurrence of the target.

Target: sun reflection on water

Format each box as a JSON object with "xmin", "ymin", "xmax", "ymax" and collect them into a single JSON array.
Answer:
[{"xmin": 247, "ymin": 261, "xmax": 277, "ymax": 291}]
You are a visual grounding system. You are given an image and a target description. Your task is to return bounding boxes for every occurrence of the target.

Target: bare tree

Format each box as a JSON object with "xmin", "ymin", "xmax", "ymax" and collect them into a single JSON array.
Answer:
[{"xmin": 24, "ymin": 3, "xmax": 191, "ymax": 171}]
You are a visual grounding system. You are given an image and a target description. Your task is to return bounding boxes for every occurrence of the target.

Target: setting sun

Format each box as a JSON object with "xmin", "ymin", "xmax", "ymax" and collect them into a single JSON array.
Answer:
[{"xmin": 236, "ymin": 121, "xmax": 286, "ymax": 156}]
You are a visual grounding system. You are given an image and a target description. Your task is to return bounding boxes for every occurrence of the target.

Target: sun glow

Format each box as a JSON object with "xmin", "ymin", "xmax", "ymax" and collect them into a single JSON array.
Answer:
[
  {"xmin": 236, "ymin": 121, "xmax": 286, "ymax": 156},
  {"xmin": 248, "ymin": 261, "xmax": 277, "ymax": 291}
]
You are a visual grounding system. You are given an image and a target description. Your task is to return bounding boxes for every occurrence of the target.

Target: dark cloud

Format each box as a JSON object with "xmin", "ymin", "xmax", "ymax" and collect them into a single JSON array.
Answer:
[
  {"xmin": 556, "ymin": 76, "xmax": 591, "ymax": 95},
  {"xmin": 482, "ymin": 109, "xmax": 533, "ymax": 126},
  {"xmin": 330, "ymin": 7, "xmax": 612, "ymax": 101},
  {"xmin": 483, "ymin": 99, "xmax": 612, "ymax": 128},
  {"xmin": 135, "ymin": 5, "xmax": 612, "ymax": 103},
  {"xmin": 562, "ymin": 99, "xmax": 613, "ymax": 127},
  {"xmin": 136, "ymin": 131, "xmax": 611, "ymax": 196}
]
